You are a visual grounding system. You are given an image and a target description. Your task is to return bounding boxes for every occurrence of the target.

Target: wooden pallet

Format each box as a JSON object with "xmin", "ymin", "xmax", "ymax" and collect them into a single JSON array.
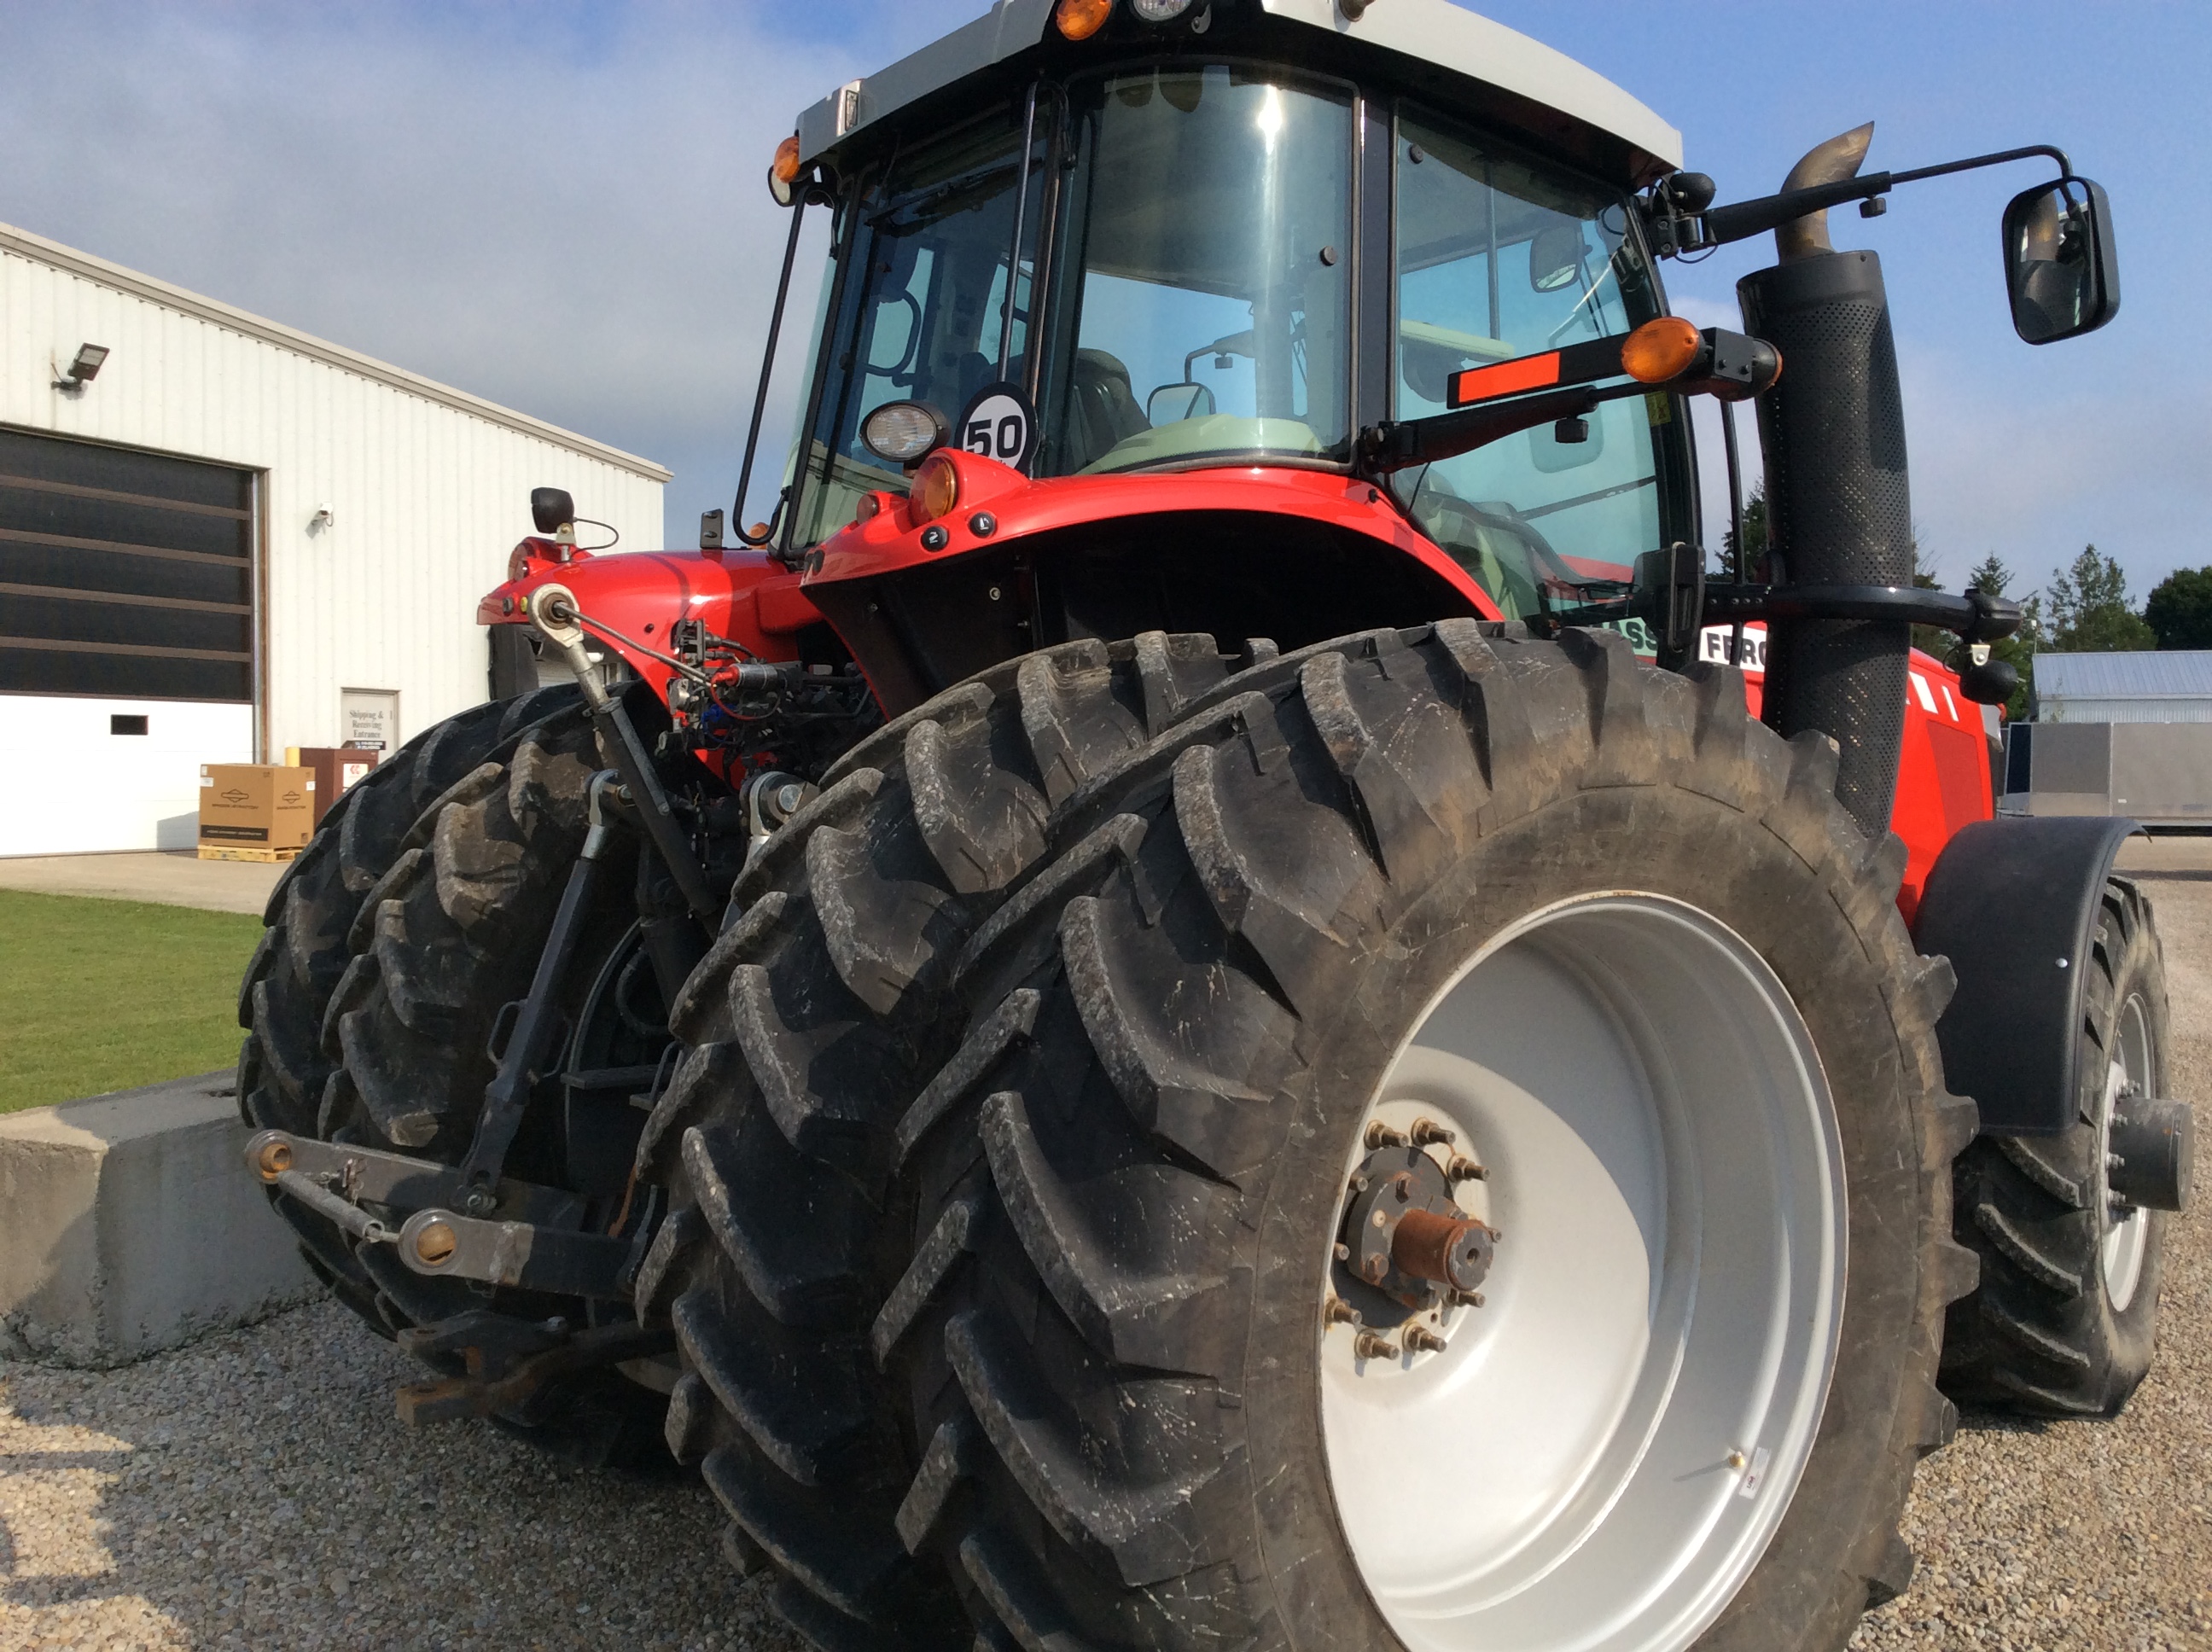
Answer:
[{"xmin": 196, "ymin": 844, "xmax": 300, "ymax": 864}]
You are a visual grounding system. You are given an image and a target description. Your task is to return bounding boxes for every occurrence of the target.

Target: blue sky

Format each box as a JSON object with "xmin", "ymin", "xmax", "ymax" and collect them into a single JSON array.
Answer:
[{"xmin": 2, "ymin": 1, "xmax": 2204, "ymax": 606}]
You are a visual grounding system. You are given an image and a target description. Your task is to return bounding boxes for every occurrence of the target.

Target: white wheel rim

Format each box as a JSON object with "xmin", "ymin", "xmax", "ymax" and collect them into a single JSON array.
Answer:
[
  {"xmin": 2099, "ymin": 995, "xmax": 2152, "ymax": 1312},
  {"xmin": 1318, "ymin": 895, "xmax": 1847, "ymax": 1652}
]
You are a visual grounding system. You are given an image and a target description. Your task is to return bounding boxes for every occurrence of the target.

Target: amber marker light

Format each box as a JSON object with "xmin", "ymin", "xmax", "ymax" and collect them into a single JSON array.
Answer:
[
  {"xmin": 1620, "ymin": 316, "xmax": 1703, "ymax": 384},
  {"xmin": 1056, "ymin": 0, "xmax": 1115, "ymax": 39},
  {"xmin": 909, "ymin": 453, "xmax": 961, "ymax": 525},
  {"xmin": 768, "ymin": 134, "xmax": 803, "ymax": 206}
]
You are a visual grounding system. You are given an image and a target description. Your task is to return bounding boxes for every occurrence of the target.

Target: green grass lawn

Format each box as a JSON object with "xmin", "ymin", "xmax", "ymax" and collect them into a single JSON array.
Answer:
[{"xmin": 0, "ymin": 889, "xmax": 262, "ymax": 1114}]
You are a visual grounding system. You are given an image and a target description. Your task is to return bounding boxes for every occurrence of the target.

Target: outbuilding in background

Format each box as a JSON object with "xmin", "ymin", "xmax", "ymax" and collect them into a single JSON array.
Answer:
[
  {"xmin": 2002, "ymin": 649, "xmax": 2212, "ymax": 828},
  {"xmin": 1, "ymin": 220, "xmax": 667, "ymax": 858}
]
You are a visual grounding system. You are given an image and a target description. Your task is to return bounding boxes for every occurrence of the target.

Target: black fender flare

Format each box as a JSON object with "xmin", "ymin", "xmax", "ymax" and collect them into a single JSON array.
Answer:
[{"xmin": 1912, "ymin": 814, "xmax": 2144, "ymax": 1135}]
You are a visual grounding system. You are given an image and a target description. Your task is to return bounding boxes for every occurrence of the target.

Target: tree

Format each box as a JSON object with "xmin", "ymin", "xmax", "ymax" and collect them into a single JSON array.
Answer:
[
  {"xmin": 2145, "ymin": 566, "xmax": 2212, "ymax": 650},
  {"xmin": 2046, "ymin": 545, "xmax": 2155, "ymax": 653},
  {"xmin": 1720, "ymin": 486, "xmax": 1768, "ymax": 578},
  {"xmin": 1908, "ymin": 533, "xmax": 1950, "ymax": 660},
  {"xmin": 1966, "ymin": 552, "xmax": 2038, "ymax": 721}
]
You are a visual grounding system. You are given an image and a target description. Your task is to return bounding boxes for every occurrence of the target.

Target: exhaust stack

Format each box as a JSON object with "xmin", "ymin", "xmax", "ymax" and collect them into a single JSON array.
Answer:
[{"xmin": 1738, "ymin": 124, "xmax": 1915, "ymax": 841}]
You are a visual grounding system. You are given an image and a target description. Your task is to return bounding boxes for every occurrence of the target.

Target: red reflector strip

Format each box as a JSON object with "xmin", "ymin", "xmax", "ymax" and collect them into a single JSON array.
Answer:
[{"xmin": 1448, "ymin": 352, "xmax": 1561, "ymax": 408}]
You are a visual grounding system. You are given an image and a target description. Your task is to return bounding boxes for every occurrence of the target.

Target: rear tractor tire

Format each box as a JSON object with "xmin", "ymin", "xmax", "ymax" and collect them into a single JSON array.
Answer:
[
  {"xmin": 239, "ymin": 686, "xmax": 678, "ymax": 1467},
  {"xmin": 631, "ymin": 633, "xmax": 1260, "ymax": 1647},
  {"xmin": 870, "ymin": 624, "xmax": 1979, "ymax": 1650},
  {"xmin": 1942, "ymin": 876, "xmax": 2181, "ymax": 1416}
]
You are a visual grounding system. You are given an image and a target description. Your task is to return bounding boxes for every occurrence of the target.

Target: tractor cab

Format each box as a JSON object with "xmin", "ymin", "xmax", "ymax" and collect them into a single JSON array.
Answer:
[{"xmin": 761, "ymin": 0, "xmax": 1696, "ymax": 665}]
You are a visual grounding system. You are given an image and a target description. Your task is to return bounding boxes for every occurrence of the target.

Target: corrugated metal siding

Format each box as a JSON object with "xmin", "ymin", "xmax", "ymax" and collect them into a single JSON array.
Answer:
[
  {"xmin": 2034, "ymin": 650, "xmax": 2212, "ymax": 701},
  {"xmin": 2036, "ymin": 697, "xmax": 2212, "ymax": 724},
  {"xmin": 1, "ymin": 230, "xmax": 666, "ymax": 759}
]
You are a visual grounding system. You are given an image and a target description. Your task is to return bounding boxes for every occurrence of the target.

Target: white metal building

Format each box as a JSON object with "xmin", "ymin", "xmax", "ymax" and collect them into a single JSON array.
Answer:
[
  {"xmin": 2032, "ymin": 650, "xmax": 2212, "ymax": 724},
  {"xmin": 1, "ymin": 220, "xmax": 667, "ymax": 857}
]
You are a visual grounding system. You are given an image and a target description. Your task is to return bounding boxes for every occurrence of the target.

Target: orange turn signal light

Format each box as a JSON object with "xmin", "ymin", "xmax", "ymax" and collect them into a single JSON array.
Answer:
[
  {"xmin": 769, "ymin": 135, "xmax": 803, "ymax": 206},
  {"xmin": 1620, "ymin": 317, "xmax": 1703, "ymax": 385},
  {"xmin": 1055, "ymin": 0, "xmax": 1115, "ymax": 39},
  {"xmin": 909, "ymin": 454, "xmax": 960, "ymax": 525}
]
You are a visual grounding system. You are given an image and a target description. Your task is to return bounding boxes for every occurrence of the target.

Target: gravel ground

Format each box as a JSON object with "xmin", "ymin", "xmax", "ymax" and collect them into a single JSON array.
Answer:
[{"xmin": 4, "ymin": 845, "xmax": 2209, "ymax": 1650}]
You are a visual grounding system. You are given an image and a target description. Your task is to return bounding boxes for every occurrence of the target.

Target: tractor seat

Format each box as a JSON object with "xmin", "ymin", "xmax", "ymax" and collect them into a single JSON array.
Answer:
[{"xmin": 1064, "ymin": 349, "xmax": 1150, "ymax": 471}]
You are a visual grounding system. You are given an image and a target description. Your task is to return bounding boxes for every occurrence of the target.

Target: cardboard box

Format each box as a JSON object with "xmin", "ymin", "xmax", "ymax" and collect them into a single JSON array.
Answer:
[
  {"xmin": 285, "ymin": 746, "xmax": 381, "ymax": 828},
  {"xmin": 199, "ymin": 764, "xmax": 314, "ymax": 855}
]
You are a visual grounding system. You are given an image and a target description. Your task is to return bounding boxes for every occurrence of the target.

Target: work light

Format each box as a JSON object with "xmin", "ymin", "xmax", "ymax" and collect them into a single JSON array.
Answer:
[{"xmin": 862, "ymin": 401, "xmax": 948, "ymax": 465}]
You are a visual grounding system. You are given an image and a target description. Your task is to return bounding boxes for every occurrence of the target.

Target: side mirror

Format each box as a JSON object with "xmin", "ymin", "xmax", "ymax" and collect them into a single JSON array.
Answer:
[
  {"xmin": 1528, "ymin": 224, "xmax": 1586, "ymax": 294},
  {"xmin": 2003, "ymin": 177, "xmax": 2119, "ymax": 344},
  {"xmin": 530, "ymin": 487, "xmax": 576, "ymax": 534},
  {"xmin": 1146, "ymin": 382, "xmax": 1217, "ymax": 426}
]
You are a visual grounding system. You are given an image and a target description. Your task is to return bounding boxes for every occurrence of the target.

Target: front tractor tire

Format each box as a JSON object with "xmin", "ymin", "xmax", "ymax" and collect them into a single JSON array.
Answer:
[
  {"xmin": 1942, "ymin": 876, "xmax": 2177, "ymax": 1415},
  {"xmin": 238, "ymin": 686, "xmax": 673, "ymax": 1466},
  {"xmin": 864, "ymin": 625, "xmax": 1979, "ymax": 1650}
]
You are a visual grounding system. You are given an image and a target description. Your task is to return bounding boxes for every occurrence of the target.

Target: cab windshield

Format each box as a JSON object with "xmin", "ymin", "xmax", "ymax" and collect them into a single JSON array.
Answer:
[
  {"xmin": 1038, "ymin": 67, "xmax": 1353, "ymax": 476},
  {"xmin": 1389, "ymin": 108, "xmax": 1672, "ymax": 619},
  {"xmin": 784, "ymin": 73, "xmax": 1680, "ymax": 616},
  {"xmin": 788, "ymin": 105, "xmax": 1047, "ymax": 548}
]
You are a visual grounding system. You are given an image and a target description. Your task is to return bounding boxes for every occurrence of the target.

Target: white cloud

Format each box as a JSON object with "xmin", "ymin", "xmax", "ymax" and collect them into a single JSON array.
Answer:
[{"xmin": 0, "ymin": 3, "xmax": 982, "ymax": 544}]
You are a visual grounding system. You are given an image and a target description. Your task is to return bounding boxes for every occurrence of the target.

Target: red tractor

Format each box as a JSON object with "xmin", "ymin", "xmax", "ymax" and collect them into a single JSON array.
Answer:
[{"xmin": 238, "ymin": 1, "xmax": 2192, "ymax": 1645}]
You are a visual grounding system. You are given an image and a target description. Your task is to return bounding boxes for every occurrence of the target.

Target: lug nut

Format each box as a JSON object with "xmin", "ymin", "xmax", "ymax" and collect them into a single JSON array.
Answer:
[
  {"xmin": 1410, "ymin": 1117, "xmax": 1456, "ymax": 1147},
  {"xmin": 1365, "ymin": 1121, "xmax": 1407, "ymax": 1149},
  {"xmin": 1447, "ymin": 1155, "xmax": 1487, "ymax": 1183},
  {"xmin": 413, "ymin": 1220, "xmax": 458, "ymax": 1268},
  {"xmin": 1353, "ymin": 1329, "xmax": 1397, "ymax": 1361},
  {"xmin": 1323, "ymin": 1295, "xmax": 1362, "ymax": 1328},
  {"xmin": 1335, "ymin": 1242, "xmax": 1351, "ymax": 1261},
  {"xmin": 254, "ymin": 1138, "xmax": 293, "ymax": 1183},
  {"xmin": 1403, "ymin": 1325, "xmax": 1448, "ymax": 1353}
]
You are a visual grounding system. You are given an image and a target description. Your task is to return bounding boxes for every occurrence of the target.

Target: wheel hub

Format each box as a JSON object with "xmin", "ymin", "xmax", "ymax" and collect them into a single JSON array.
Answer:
[{"xmin": 1335, "ymin": 1126, "xmax": 1495, "ymax": 1339}]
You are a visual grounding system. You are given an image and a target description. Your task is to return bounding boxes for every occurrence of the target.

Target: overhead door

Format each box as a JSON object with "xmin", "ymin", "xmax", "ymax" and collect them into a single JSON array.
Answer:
[{"xmin": 0, "ymin": 426, "xmax": 256, "ymax": 702}]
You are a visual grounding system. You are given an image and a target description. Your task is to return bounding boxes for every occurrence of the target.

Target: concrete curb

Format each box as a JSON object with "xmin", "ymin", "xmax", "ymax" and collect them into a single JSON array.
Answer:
[{"xmin": 0, "ymin": 1072, "xmax": 320, "ymax": 1367}]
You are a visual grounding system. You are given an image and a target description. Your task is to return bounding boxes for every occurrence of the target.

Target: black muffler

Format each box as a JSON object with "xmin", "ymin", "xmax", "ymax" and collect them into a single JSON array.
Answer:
[{"xmin": 1737, "ymin": 123, "xmax": 1915, "ymax": 841}]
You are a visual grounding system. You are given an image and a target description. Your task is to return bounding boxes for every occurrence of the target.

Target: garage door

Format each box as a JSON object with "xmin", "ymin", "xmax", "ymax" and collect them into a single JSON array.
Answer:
[{"xmin": 0, "ymin": 426, "xmax": 255, "ymax": 701}]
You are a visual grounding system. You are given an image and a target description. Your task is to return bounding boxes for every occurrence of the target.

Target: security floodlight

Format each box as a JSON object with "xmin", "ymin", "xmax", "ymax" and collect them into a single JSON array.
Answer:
[{"xmin": 55, "ymin": 343, "xmax": 108, "ymax": 389}]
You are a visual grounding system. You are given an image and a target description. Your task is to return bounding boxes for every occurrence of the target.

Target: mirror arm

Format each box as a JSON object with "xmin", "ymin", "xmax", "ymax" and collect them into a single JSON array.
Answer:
[
  {"xmin": 731, "ymin": 191, "xmax": 812, "ymax": 551},
  {"xmin": 1704, "ymin": 582, "xmax": 2023, "ymax": 642},
  {"xmin": 1357, "ymin": 385, "xmax": 1603, "ymax": 475},
  {"xmin": 1658, "ymin": 143, "xmax": 2078, "ymax": 256}
]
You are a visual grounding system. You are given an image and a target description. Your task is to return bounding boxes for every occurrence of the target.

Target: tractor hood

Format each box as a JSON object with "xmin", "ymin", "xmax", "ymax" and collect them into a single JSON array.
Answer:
[{"xmin": 795, "ymin": 0, "xmax": 1682, "ymax": 189}]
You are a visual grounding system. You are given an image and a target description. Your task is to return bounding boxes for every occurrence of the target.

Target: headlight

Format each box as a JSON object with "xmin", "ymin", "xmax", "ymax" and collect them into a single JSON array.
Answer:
[
  {"xmin": 908, "ymin": 453, "xmax": 960, "ymax": 525},
  {"xmin": 1055, "ymin": 0, "xmax": 1114, "ymax": 39},
  {"xmin": 1131, "ymin": 0, "xmax": 1191, "ymax": 17},
  {"xmin": 862, "ymin": 400, "xmax": 948, "ymax": 465}
]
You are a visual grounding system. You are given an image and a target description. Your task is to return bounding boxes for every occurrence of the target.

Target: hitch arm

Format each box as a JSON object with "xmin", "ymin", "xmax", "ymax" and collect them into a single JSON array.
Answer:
[
  {"xmin": 522, "ymin": 582, "xmax": 718, "ymax": 924},
  {"xmin": 451, "ymin": 770, "xmax": 621, "ymax": 1209}
]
